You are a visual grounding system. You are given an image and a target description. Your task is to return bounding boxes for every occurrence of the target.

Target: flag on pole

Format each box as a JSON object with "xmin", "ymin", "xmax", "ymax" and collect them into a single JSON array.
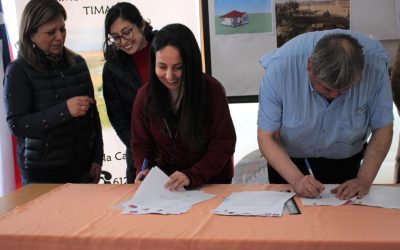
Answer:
[{"xmin": 0, "ymin": 0, "xmax": 17, "ymax": 197}]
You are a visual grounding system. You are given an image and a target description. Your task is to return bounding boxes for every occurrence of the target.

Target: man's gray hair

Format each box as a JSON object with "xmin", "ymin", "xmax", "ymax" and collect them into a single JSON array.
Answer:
[{"xmin": 310, "ymin": 33, "xmax": 364, "ymax": 89}]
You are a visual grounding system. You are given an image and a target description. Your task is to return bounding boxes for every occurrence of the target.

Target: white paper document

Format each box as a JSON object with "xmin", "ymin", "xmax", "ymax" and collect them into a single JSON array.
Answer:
[
  {"xmin": 301, "ymin": 185, "xmax": 400, "ymax": 209},
  {"xmin": 213, "ymin": 191, "xmax": 296, "ymax": 217},
  {"xmin": 353, "ymin": 186, "xmax": 400, "ymax": 209},
  {"xmin": 121, "ymin": 167, "xmax": 215, "ymax": 215},
  {"xmin": 301, "ymin": 184, "xmax": 348, "ymax": 206}
]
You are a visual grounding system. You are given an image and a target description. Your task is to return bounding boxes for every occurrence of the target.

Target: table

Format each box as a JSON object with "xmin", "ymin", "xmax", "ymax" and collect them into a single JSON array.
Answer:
[
  {"xmin": 0, "ymin": 183, "xmax": 399, "ymax": 250},
  {"xmin": 0, "ymin": 184, "xmax": 60, "ymax": 216}
]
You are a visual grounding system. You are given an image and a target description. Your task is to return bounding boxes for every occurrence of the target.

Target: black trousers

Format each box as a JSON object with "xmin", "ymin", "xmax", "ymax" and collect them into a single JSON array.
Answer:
[
  {"xmin": 267, "ymin": 150, "xmax": 364, "ymax": 184},
  {"xmin": 125, "ymin": 147, "xmax": 136, "ymax": 184}
]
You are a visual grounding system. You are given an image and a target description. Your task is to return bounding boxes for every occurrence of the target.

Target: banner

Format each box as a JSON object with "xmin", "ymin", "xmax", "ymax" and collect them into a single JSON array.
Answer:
[{"xmin": 8, "ymin": 0, "xmax": 201, "ymax": 184}]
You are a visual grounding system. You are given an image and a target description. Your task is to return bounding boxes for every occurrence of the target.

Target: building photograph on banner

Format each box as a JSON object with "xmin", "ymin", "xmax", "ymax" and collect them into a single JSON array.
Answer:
[
  {"xmin": 214, "ymin": 0, "xmax": 273, "ymax": 35},
  {"xmin": 206, "ymin": 0, "xmax": 276, "ymax": 98},
  {"xmin": 6, "ymin": 0, "xmax": 201, "ymax": 184}
]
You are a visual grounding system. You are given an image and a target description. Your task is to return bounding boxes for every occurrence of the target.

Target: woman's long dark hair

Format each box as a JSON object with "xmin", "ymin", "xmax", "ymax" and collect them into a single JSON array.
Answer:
[
  {"xmin": 103, "ymin": 2, "xmax": 153, "ymax": 61},
  {"xmin": 147, "ymin": 23, "xmax": 208, "ymax": 150}
]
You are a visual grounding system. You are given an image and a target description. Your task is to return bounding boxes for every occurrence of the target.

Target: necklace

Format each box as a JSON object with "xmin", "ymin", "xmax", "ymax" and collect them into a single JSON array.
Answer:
[
  {"xmin": 164, "ymin": 118, "xmax": 178, "ymax": 140},
  {"xmin": 164, "ymin": 118, "xmax": 178, "ymax": 166}
]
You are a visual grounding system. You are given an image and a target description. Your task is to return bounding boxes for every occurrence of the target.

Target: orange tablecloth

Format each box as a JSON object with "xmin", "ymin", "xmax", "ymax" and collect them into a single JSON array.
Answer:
[{"xmin": 0, "ymin": 183, "xmax": 399, "ymax": 250}]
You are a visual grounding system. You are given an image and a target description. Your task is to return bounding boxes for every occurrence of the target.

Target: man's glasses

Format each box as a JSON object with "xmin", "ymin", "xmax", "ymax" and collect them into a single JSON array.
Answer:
[
  {"xmin": 107, "ymin": 27, "xmax": 135, "ymax": 45},
  {"xmin": 318, "ymin": 80, "xmax": 351, "ymax": 95}
]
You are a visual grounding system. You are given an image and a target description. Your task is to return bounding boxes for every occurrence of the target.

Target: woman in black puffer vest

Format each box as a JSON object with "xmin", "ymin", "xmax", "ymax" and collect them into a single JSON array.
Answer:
[{"xmin": 3, "ymin": 0, "xmax": 103, "ymax": 184}]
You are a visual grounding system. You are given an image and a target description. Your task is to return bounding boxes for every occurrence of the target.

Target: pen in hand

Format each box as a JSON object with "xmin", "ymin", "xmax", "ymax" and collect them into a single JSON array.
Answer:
[
  {"xmin": 305, "ymin": 159, "xmax": 322, "ymax": 198},
  {"xmin": 139, "ymin": 158, "xmax": 148, "ymax": 181}
]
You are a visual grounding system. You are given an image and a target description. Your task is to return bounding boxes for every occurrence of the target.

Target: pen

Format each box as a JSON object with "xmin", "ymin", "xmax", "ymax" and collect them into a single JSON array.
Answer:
[
  {"xmin": 304, "ymin": 159, "xmax": 321, "ymax": 198},
  {"xmin": 139, "ymin": 158, "xmax": 148, "ymax": 181},
  {"xmin": 304, "ymin": 158, "xmax": 315, "ymax": 177}
]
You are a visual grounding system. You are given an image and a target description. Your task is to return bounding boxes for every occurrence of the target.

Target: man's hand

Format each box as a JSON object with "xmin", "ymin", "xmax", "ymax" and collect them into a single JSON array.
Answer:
[
  {"xmin": 293, "ymin": 175, "xmax": 325, "ymax": 198},
  {"xmin": 331, "ymin": 177, "xmax": 371, "ymax": 200}
]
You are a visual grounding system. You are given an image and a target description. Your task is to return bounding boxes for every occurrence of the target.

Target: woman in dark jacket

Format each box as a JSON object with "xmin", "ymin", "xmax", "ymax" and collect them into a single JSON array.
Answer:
[
  {"xmin": 4, "ymin": 0, "xmax": 103, "ymax": 184},
  {"xmin": 102, "ymin": 2, "xmax": 155, "ymax": 183}
]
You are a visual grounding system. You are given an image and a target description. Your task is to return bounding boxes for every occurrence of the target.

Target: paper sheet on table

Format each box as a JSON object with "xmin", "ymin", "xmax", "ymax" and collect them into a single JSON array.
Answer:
[
  {"xmin": 301, "ymin": 184, "xmax": 349, "ymax": 206},
  {"xmin": 213, "ymin": 191, "xmax": 296, "ymax": 217},
  {"xmin": 353, "ymin": 186, "xmax": 400, "ymax": 209},
  {"xmin": 121, "ymin": 166, "xmax": 215, "ymax": 215},
  {"xmin": 301, "ymin": 185, "xmax": 400, "ymax": 209}
]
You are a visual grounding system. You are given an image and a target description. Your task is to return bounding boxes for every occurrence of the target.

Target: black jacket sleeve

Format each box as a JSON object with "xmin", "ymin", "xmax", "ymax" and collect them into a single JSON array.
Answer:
[
  {"xmin": 102, "ymin": 62, "xmax": 132, "ymax": 147},
  {"xmin": 4, "ymin": 61, "xmax": 72, "ymax": 138},
  {"xmin": 82, "ymin": 59, "xmax": 103, "ymax": 165}
]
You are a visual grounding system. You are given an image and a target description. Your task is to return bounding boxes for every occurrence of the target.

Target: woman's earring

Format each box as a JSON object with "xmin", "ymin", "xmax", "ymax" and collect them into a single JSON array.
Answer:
[{"xmin": 32, "ymin": 43, "xmax": 36, "ymax": 48}]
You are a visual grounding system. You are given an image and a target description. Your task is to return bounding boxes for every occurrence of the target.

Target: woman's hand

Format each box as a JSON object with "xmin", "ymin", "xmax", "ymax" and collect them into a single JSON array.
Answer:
[
  {"xmin": 165, "ymin": 171, "xmax": 190, "ymax": 191},
  {"xmin": 67, "ymin": 96, "xmax": 95, "ymax": 117},
  {"xmin": 135, "ymin": 169, "xmax": 150, "ymax": 183},
  {"xmin": 89, "ymin": 162, "xmax": 102, "ymax": 183}
]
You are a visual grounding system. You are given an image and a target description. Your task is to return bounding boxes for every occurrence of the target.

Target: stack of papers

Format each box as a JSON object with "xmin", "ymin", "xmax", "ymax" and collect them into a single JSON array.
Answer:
[
  {"xmin": 213, "ymin": 191, "xmax": 296, "ymax": 217},
  {"xmin": 301, "ymin": 184, "xmax": 400, "ymax": 209},
  {"xmin": 121, "ymin": 167, "xmax": 215, "ymax": 215}
]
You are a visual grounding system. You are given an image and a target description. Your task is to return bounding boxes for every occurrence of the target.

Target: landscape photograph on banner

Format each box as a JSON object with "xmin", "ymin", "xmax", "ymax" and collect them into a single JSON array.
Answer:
[
  {"xmin": 214, "ymin": 0, "xmax": 273, "ymax": 35},
  {"xmin": 275, "ymin": 0, "xmax": 349, "ymax": 47}
]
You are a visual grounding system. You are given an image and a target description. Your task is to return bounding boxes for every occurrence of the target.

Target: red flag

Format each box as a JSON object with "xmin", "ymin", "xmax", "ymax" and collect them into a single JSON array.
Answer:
[{"xmin": 0, "ymin": 0, "xmax": 18, "ymax": 196}]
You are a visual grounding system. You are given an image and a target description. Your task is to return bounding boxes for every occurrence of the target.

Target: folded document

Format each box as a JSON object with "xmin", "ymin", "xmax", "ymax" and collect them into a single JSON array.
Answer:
[{"xmin": 213, "ymin": 191, "xmax": 296, "ymax": 217}]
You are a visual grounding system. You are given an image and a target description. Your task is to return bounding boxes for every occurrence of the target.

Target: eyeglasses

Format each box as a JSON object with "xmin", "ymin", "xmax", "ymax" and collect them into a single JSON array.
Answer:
[
  {"xmin": 318, "ymin": 81, "xmax": 350, "ymax": 95},
  {"xmin": 107, "ymin": 27, "xmax": 135, "ymax": 45},
  {"xmin": 313, "ymin": 78, "xmax": 351, "ymax": 98}
]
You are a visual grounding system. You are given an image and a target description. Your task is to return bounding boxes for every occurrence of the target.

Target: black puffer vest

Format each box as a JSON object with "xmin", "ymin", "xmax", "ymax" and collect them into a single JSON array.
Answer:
[{"xmin": 15, "ymin": 55, "xmax": 95, "ymax": 174}]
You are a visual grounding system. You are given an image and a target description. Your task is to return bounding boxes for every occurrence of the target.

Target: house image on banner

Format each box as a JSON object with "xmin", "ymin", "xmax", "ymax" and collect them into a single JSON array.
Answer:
[{"xmin": 219, "ymin": 10, "xmax": 249, "ymax": 27}]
